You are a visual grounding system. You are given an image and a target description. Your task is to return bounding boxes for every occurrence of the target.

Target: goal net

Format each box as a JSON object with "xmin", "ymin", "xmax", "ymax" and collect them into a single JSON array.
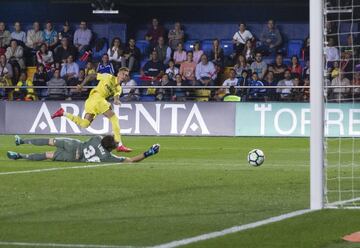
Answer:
[{"xmin": 323, "ymin": 0, "xmax": 360, "ymax": 208}]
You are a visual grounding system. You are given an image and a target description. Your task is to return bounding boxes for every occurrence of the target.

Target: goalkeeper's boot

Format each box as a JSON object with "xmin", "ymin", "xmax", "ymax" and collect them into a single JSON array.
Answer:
[
  {"xmin": 7, "ymin": 151, "xmax": 21, "ymax": 160},
  {"xmin": 144, "ymin": 144, "xmax": 160, "ymax": 158},
  {"xmin": 15, "ymin": 135, "xmax": 23, "ymax": 146},
  {"xmin": 51, "ymin": 107, "xmax": 64, "ymax": 119},
  {"xmin": 116, "ymin": 145, "xmax": 133, "ymax": 153}
]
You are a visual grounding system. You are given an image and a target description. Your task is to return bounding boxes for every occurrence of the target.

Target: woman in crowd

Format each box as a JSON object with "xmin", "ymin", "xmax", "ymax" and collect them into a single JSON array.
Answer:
[
  {"xmin": 233, "ymin": 54, "xmax": 250, "ymax": 78},
  {"xmin": 107, "ymin": 37, "xmax": 124, "ymax": 72},
  {"xmin": 192, "ymin": 41, "xmax": 204, "ymax": 64},
  {"xmin": 210, "ymin": 38, "xmax": 224, "ymax": 67},
  {"xmin": 173, "ymin": 42, "xmax": 187, "ymax": 66},
  {"xmin": 36, "ymin": 43, "xmax": 54, "ymax": 72}
]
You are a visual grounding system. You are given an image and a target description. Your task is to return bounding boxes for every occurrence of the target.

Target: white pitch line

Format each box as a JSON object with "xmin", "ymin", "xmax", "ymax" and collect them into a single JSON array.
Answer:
[
  {"xmin": 0, "ymin": 241, "xmax": 142, "ymax": 248},
  {"xmin": 327, "ymin": 197, "xmax": 360, "ymax": 207},
  {"xmin": 150, "ymin": 209, "xmax": 315, "ymax": 248},
  {"xmin": 0, "ymin": 162, "xmax": 121, "ymax": 176}
]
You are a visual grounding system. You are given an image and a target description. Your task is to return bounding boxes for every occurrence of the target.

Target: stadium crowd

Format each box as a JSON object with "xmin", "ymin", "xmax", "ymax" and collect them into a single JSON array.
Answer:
[{"xmin": 0, "ymin": 16, "xmax": 359, "ymax": 102}]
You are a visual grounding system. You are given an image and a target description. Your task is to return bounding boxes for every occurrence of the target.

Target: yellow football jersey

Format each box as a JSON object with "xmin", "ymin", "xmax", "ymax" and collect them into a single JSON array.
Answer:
[{"xmin": 90, "ymin": 73, "xmax": 122, "ymax": 98}]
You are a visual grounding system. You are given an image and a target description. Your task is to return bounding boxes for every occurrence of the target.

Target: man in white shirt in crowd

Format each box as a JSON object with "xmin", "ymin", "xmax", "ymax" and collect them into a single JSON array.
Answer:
[{"xmin": 232, "ymin": 22, "xmax": 254, "ymax": 56}]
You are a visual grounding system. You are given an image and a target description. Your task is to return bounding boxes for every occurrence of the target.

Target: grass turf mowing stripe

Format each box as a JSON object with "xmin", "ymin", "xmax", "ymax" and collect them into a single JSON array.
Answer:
[
  {"xmin": 150, "ymin": 209, "xmax": 315, "ymax": 248},
  {"xmin": 0, "ymin": 162, "xmax": 121, "ymax": 175},
  {"xmin": 0, "ymin": 241, "xmax": 142, "ymax": 248}
]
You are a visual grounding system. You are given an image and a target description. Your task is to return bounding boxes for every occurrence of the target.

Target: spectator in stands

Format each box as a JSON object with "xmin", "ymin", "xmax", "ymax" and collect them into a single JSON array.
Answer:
[
  {"xmin": 32, "ymin": 64, "xmax": 48, "ymax": 98},
  {"xmin": 121, "ymin": 74, "xmax": 139, "ymax": 102},
  {"xmin": 234, "ymin": 54, "xmax": 250, "ymax": 78},
  {"xmin": 302, "ymin": 36, "xmax": 310, "ymax": 61},
  {"xmin": 180, "ymin": 51, "xmax": 196, "ymax": 85},
  {"xmin": 145, "ymin": 18, "xmax": 165, "ymax": 49},
  {"xmin": 242, "ymin": 39, "xmax": 255, "ymax": 64},
  {"xmin": 250, "ymin": 52, "xmax": 267, "ymax": 80},
  {"xmin": 291, "ymin": 76, "xmax": 303, "ymax": 101},
  {"xmin": 6, "ymin": 39, "xmax": 25, "ymax": 69},
  {"xmin": 123, "ymin": 38, "xmax": 141, "ymax": 72},
  {"xmin": 172, "ymin": 74, "xmax": 189, "ymax": 101},
  {"xmin": 237, "ymin": 69, "xmax": 250, "ymax": 97},
  {"xmin": 60, "ymin": 55, "xmax": 79, "ymax": 85},
  {"xmin": 302, "ymin": 60, "xmax": 310, "ymax": 80},
  {"xmin": 46, "ymin": 68, "xmax": 67, "ymax": 100},
  {"xmin": 165, "ymin": 59, "xmax": 179, "ymax": 81},
  {"xmin": 156, "ymin": 74, "xmax": 173, "ymax": 101},
  {"xmin": 247, "ymin": 72, "xmax": 266, "ymax": 101},
  {"xmin": 217, "ymin": 68, "xmax": 238, "ymax": 100},
  {"xmin": 271, "ymin": 54, "xmax": 287, "ymax": 82},
  {"xmin": 342, "ymin": 34, "xmax": 359, "ymax": 59},
  {"xmin": 26, "ymin": 21, "xmax": 43, "ymax": 50},
  {"xmin": 168, "ymin": 22, "xmax": 184, "ymax": 50},
  {"xmin": 69, "ymin": 68, "xmax": 87, "ymax": 99},
  {"xmin": 0, "ymin": 54, "xmax": 13, "ymax": 99},
  {"xmin": 263, "ymin": 70, "xmax": 277, "ymax": 100},
  {"xmin": 11, "ymin": 22, "xmax": 26, "ymax": 46},
  {"xmin": 54, "ymin": 37, "xmax": 77, "ymax": 63},
  {"xmin": 84, "ymin": 61, "xmax": 97, "ymax": 86},
  {"xmin": 329, "ymin": 71, "xmax": 351, "ymax": 102},
  {"xmin": 223, "ymin": 86, "xmax": 241, "ymax": 102},
  {"xmin": 96, "ymin": 53, "xmax": 115, "ymax": 75},
  {"xmin": 155, "ymin": 36, "xmax": 171, "ymax": 65},
  {"xmin": 36, "ymin": 43, "xmax": 54, "ymax": 72},
  {"xmin": 195, "ymin": 54, "xmax": 217, "ymax": 86},
  {"xmin": 173, "ymin": 42, "xmax": 187, "ymax": 66},
  {"xmin": 340, "ymin": 51, "xmax": 354, "ymax": 80},
  {"xmin": 91, "ymin": 37, "xmax": 108, "ymax": 63},
  {"xmin": 43, "ymin": 21, "xmax": 58, "ymax": 50},
  {"xmin": 276, "ymin": 69, "xmax": 294, "ymax": 101},
  {"xmin": 352, "ymin": 72, "xmax": 360, "ymax": 97},
  {"xmin": 108, "ymin": 37, "xmax": 124, "ymax": 71},
  {"xmin": 85, "ymin": 61, "xmax": 96, "ymax": 76},
  {"xmin": 232, "ymin": 22, "xmax": 254, "ymax": 57},
  {"xmin": 58, "ymin": 21, "xmax": 73, "ymax": 44},
  {"xmin": 259, "ymin": 19, "xmax": 282, "ymax": 55},
  {"xmin": 324, "ymin": 37, "xmax": 339, "ymax": 68},
  {"xmin": 141, "ymin": 50, "xmax": 164, "ymax": 80},
  {"xmin": 14, "ymin": 71, "xmax": 36, "ymax": 101},
  {"xmin": 330, "ymin": 61, "xmax": 340, "ymax": 80},
  {"xmin": 0, "ymin": 22, "xmax": 11, "ymax": 49},
  {"xmin": 302, "ymin": 77, "xmax": 310, "ymax": 102},
  {"xmin": 73, "ymin": 21, "xmax": 92, "ymax": 54},
  {"xmin": 193, "ymin": 41, "xmax": 203, "ymax": 64},
  {"xmin": 289, "ymin": 55, "xmax": 302, "ymax": 79},
  {"xmin": 210, "ymin": 39, "xmax": 224, "ymax": 67}
]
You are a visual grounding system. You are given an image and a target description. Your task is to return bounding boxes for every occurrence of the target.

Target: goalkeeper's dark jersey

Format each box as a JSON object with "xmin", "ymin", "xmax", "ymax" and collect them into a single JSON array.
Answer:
[{"xmin": 79, "ymin": 136, "xmax": 125, "ymax": 163}]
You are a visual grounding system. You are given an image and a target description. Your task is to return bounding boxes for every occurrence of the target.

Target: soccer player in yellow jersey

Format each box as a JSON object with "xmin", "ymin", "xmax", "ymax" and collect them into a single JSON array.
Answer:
[{"xmin": 51, "ymin": 67, "xmax": 132, "ymax": 152}]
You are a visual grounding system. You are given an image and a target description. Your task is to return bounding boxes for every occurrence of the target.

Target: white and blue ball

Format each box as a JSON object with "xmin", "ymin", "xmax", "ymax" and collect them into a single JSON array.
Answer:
[{"xmin": 247, "ymin": 149, "xmax": 265, "ymax": 167}]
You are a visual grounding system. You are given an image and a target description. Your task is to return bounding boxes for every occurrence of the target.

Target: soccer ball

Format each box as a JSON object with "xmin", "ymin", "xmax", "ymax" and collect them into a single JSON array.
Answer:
[{"xmin": 247, "ymin": 149, "xmax": 265, "ymax": 167}]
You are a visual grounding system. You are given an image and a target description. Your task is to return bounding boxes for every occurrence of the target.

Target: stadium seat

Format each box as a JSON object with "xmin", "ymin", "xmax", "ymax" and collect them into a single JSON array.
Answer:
[
  {"xmin": 287, "ymin": 40, "xmax": 303, "ymax": 58},
  {"xmin": 201, "ymin": 39, "xmax": 214, "ymax": 57},
  {"xmin": 221, "ymin": 39, "xmax": 234, "ymax": 56},
  {"xmin": 184, "ymin": 40, "xmax": 198, "ymax": 52},
  {"xmin": 135, "ymin": 40, "xmax": 150, "ymax": 57}
]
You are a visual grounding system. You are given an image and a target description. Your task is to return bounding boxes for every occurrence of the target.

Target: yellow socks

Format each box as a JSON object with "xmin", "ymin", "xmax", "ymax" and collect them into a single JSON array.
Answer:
[
  {"xmin": 65, "ymin": 113, "xmax": 91, "ymax": 128},
  {"xmin": 109, "ymin": 115, "xmax": 122, "ymax": 145}
]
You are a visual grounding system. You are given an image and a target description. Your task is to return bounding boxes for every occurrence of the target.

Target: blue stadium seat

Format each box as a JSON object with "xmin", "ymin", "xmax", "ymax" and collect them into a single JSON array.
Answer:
[
  {"xmin": 135, "ymin": 40, "xmax": 150, "ymax": 57},
  {"xmin": 221, "ymin": 39, "xmax": 233, "ymax": 56},
  {"xmin": 184, "ymin": 40, "xmax": 198, "ymax": 52},
  {"xmin": 201, "ymin": 39, "xmax": 214, "ymax": 57},
  {"xmin": 287, "ymin": 40, "xmax": 303, "ymax": 58}
]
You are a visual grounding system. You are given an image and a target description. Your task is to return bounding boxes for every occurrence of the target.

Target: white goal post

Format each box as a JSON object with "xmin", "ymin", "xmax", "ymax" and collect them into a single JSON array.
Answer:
[{"xmin": 310, "ymin": 0, "xmax": 325, "ymax": 210}]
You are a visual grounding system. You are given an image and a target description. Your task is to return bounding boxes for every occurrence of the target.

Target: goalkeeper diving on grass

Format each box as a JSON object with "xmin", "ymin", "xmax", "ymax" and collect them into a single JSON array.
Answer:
[
  {"xmin": 51, "ymin": 67, "xmax": 132, "ymax": 152},
  {"xmin": 7, "ymin": 135, "xmax": 160, "ymax": 163}
]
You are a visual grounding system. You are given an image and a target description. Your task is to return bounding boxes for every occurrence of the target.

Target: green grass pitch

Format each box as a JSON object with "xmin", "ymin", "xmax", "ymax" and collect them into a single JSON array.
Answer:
[{"xmin": 0, "ymin": 135, "xmax": 360, "ymax": 248}]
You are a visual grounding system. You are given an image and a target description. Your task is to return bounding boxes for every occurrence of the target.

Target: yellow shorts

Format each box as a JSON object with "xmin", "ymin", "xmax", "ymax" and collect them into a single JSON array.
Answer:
[{"xmin": 84, "ymin": 92, "xmax": 111, "ymax": 116}]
